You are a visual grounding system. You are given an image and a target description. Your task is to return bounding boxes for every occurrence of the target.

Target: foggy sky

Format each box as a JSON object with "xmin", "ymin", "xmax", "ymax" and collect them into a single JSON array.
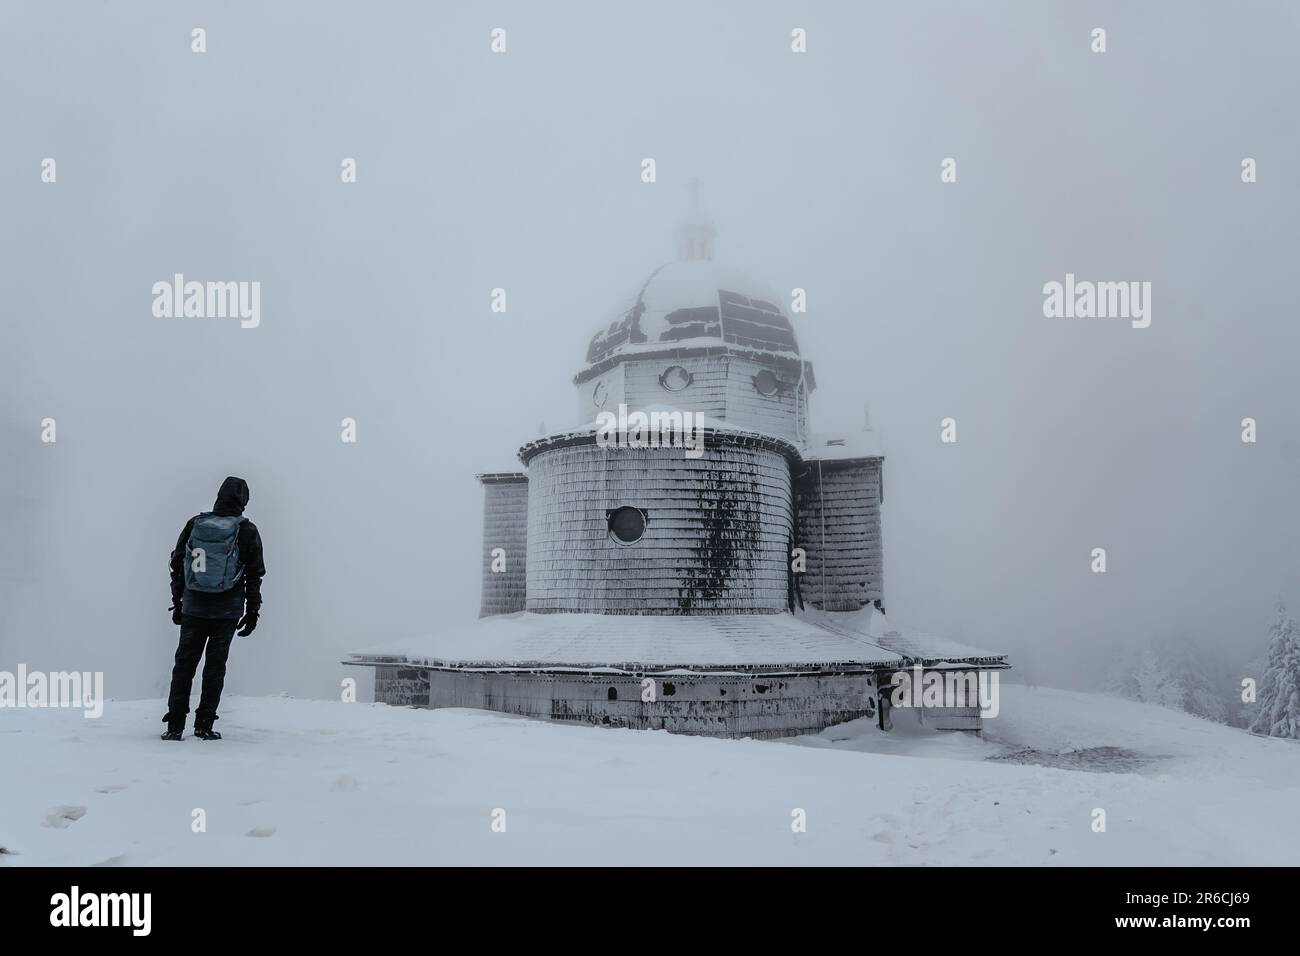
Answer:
[{"xmin": 2, "ymin": 1, "xmax": 1298, "ymax": 702}]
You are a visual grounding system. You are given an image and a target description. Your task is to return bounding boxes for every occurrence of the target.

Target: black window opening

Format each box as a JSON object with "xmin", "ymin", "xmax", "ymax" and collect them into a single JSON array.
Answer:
[{"xmin": 607, "ymin": 506, "xmax": 648, "ymax": 545}]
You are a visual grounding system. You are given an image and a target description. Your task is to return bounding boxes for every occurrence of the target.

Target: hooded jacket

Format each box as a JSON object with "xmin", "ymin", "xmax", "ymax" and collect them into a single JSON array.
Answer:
[{"xmin": 169, "ymin": 476, "xmax": 266, "ymax": 620}]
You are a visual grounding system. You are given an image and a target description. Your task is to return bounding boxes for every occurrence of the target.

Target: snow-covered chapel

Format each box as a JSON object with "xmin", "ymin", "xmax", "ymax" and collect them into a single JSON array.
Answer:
[{"xmin": 349, "ymin": 195, "xmax": 1008, "ymax": 738}]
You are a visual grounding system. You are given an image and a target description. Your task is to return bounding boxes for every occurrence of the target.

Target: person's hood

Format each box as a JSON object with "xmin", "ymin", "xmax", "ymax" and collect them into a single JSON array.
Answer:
[{"xmin": 213, "ymin": 476, "xmax": 250, "ymax": 516}]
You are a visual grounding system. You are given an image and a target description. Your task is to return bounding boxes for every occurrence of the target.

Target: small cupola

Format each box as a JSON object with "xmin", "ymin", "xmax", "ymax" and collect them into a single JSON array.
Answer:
[{"xmin": 674, "ymin": 178, "xmax": 717, "ymax": 262}]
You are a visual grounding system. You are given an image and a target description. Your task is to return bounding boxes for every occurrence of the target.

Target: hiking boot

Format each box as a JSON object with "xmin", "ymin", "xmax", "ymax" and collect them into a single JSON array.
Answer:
[
  {"xmin": 161, "ymin": 713, "xmax": 185, "ymax": 741},
  {"xmin": 193, "ymin": 718, "xmax": 222, "ymax": 741}
]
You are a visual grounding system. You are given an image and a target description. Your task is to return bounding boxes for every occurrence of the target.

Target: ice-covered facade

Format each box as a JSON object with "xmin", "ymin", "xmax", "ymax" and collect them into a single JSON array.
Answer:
[{"xmin": 349, "ymin": 199, "xmax": 1007, "ymax": 738}]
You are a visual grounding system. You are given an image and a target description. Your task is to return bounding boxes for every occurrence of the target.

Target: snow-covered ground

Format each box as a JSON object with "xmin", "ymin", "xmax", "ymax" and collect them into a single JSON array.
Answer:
[{"xmin": 3, "ymin": 684, "xmax": 1298, "ymax": 866}]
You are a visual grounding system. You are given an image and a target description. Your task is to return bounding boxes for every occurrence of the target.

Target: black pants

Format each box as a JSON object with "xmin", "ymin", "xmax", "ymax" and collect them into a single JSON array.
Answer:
[{"xmin": 166, "ymin": 616, "xmax": 238, "ymax": 723}]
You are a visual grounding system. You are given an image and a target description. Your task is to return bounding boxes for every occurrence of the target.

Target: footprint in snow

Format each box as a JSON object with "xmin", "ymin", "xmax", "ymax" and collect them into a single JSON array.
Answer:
[
  {"xmin": 95, "ymin": 784, "xmax": 127, "ymax": 794},
  {"xmin": 245, "ymin": 826, "xmax": 276, "ymax": 838},
  {"xmin": 42, "ymin": 805, "xmax": 87, "ymax": 828},
  {"xmin": 330, "ymin": 774, "xmax": 361, "ymax": 792}
]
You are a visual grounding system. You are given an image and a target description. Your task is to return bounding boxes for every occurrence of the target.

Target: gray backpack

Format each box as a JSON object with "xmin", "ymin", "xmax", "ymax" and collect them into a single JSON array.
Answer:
[{"xmin": 183, "ymin": 514, "xmax": 246, "ymax": 593}]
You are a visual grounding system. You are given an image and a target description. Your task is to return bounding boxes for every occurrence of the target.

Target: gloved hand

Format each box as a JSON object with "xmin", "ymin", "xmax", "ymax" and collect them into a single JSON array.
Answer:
[
  {"xmin": 236, "ymin": 610, "xmax": 259, "ymax": 637},
  {"xmin": 170, "ymin": 604, "xmax": 184, "ymax": 625}
]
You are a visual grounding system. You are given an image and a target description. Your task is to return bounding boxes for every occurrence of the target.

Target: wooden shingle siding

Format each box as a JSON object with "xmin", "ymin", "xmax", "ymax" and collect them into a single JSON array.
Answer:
[
  {"xmin": 576, "ymin": 363, "xmax": 625, "ymax": 421},
  {"xmin": 794, "ymin": 459, "xmax": 883, "ymax": 610},
  {"xmin": 373, "ymin": 665, "xmax": 431, "ymax": 708},
  {"xmin": 622, "ymin": 355, "xmax": 728, "ymax": 418},
  {"xmin": 525, "ymin": 442, "xmax": 793, "ymax": 614},
  {"xmin": 723, "ymin": 355, "xmax": 805, "ymax": 442},
  {"xmin": 480, "ymin": 478, "xmax": 529, "ymax": 616},
  {"xmin": 575, "ymin": 354, "xmax": 809, "ymax": 445}
]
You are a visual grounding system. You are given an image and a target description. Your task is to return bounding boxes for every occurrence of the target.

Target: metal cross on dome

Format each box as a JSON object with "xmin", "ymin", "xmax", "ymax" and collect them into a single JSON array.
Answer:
[{"xmin": 676, "ymin": 177, "xmax": 716, "ymax": 261}]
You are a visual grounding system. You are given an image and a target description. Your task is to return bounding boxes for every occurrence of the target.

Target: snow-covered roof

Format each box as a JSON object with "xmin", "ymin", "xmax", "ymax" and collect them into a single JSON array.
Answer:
[
  {"xmin": 349, "ymin": 611, "xmax": 903, "ymax": 674},
  {"xmin": 517, "ymin": 411, "xmax": 802, "ymax": 465},
  {"xmin": 581, "ymin": 260, "xmax": 800, "ymax": 374},
  {"xmin": 802, "ymin": 429, "xmax": 884, "ymax": 462},
  {"xmin": 797, "ymin": 607, "xmax": 1009, "ymax": 668},
  {"xmin": 475, "ymin": 472, "xmax": 526, "ymax": 484}
]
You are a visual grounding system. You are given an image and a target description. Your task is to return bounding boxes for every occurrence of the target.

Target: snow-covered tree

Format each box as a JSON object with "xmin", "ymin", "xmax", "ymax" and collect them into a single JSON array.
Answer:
[
  {"xmin": 1237, "ymin": 653, "xmax": 1267, "ymax": 728},
  {"xmin": 1105, "ymin": 643, "xmax": 1185, "ymax": 710},
  {"xmin": 1163, "ymin": 642, "xmax": 1230, "ymax": 723},
  {"xmin": 1102, "ymin": 648, "xmax": 1140, "ymax": 699},
  {"xmin": 1103, "ymin": 637, "xmax": 1230, "ymax": 721},
  {"xmin": 1133, "ymin": 647, "xmax": 1186, "ymax": 709},
  {"xmin": 1249, "ymin": 603, "xmax": 1300, "ymax": 739}
]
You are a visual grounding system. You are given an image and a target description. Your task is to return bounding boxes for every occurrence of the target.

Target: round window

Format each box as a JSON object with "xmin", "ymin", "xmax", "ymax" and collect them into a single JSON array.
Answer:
[
  {"xmin": 659, "ymin": 365, "xmax": 693, "ymax": 391},
  {"xmin": 592, "ymin": 380, "xmax": 609, "ymax": 408},
  {"xmin": 607, "ymin": 506, "xmax": 647, "ymax": 545},
  {"xmin": 753, "ymin": 369, "xmax": 780, "ymax": 396}
]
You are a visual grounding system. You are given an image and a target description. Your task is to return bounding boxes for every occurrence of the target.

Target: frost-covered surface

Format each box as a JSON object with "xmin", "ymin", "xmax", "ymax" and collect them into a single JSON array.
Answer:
[
  {"xmin": 3, "ymin": 685, "xmax": 1297, "ymax": 866},
  {"xmin": 801, "ymin": 429, "xmax": 884, "ymax": 461},
  {"xmin": 349, "ymin": 607, "xmax": 1001, "ymax": 673},
  {"xmin": 798, "ymin": 606, "xmax": 1006, "ymax": 665},
  {"xmin": 584, "ymin": 259, "xmax": 800, "ymax": 368},
  {"xmin": 349, "ymin": 611, "xmax": 901, "ymax": 671},
  {"xmin": 1250, "ymin": 604, "xmax": 1300, "ymax": 738},
  {"xmin": 518, "ymin": 412, "xmax": 800, "ymax": 463}
]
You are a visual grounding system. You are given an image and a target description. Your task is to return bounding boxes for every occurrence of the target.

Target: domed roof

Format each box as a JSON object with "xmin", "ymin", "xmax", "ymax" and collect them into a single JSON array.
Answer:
[{"xmin": 583, "ymin": 259, "xmax": 800, "ymax": 369}]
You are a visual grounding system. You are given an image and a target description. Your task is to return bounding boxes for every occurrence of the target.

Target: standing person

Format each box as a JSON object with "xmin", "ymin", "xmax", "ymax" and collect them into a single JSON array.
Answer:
[{"xmin": 162, "ymin": 476, "xmax": 265, "ymax": 741}]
